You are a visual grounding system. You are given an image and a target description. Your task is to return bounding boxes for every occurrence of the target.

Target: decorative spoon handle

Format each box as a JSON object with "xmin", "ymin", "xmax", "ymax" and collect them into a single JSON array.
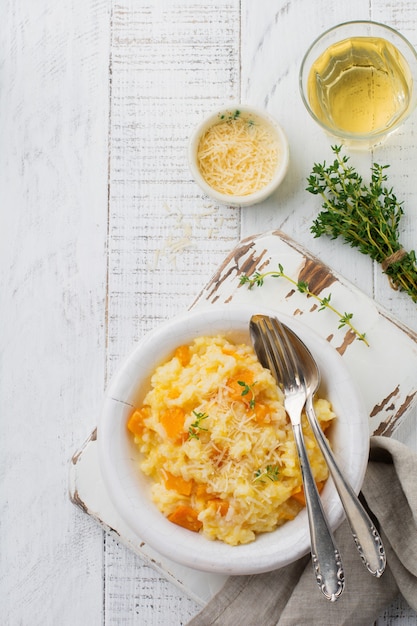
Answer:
[
  {"xmin": 306, "ymin": 395, "xmax": 386, "ymax": 577},
  {"xmin": 292, "ymin": 421, "xmax": 345, "ymax": 601}
]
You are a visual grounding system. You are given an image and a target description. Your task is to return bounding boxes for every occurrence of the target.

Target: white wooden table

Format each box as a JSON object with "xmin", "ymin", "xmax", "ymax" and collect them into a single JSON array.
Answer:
[{"xmin": 2, "ymin": 1, "xmax": 417, "ymax": 624}]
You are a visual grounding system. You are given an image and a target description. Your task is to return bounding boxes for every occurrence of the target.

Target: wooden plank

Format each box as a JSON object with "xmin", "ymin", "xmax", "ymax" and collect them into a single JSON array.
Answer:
[
  {"xmin": 0, "ymin": 1, "xmax": 111, "ymax": 624},
  {"xmin": 107, "ymin": 0, "xmax": 241, "ymax": 368},
  {"xmin": 104, "ymin": 1, "xmax": 241, "ymax": 622},
  {"xmin": 239, "ymin": 0, "xmax": 376, "ymax": 270}
]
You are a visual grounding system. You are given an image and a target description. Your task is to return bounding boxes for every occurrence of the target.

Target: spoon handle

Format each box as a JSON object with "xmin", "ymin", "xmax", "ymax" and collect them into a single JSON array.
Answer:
[
  {"xmin": 292, "ymin": 422, "xmax": 344, "ymax": 601},
  {"xmin": 306, "ymin": 396, "xmax": 386, "ymax": 577}
]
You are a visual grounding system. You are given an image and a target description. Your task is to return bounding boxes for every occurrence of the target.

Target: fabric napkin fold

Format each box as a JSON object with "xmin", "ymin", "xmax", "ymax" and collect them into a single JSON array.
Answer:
[{"xmin": 188, "ymin": 436, "xmax": 417, "ymax": 626}]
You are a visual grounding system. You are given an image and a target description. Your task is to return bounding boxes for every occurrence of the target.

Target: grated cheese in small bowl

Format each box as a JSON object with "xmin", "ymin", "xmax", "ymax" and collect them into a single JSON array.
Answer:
[{"xmin": 188, "ymin": 106, "xmax": 289, "ymax": 207}]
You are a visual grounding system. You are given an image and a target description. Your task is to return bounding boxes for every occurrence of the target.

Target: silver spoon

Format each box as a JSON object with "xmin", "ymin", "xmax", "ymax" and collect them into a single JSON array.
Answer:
[
  {"xmin": 250, "ymin": 315, "xmax": 344, "ymax": 601},
  {"xmin": 259, "ymin": 318, "xmax": 386, "ymax": 577}
]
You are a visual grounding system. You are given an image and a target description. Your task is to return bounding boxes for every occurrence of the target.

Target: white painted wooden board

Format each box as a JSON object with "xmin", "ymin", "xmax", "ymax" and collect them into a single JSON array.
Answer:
[{"xmin": 2, "ymin": 0, "xmax": 417, "ymax": 624}]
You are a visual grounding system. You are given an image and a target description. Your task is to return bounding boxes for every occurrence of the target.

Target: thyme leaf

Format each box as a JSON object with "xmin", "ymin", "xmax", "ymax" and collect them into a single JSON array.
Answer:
[{"xmin": 238, "ymin": 380, "xmax": 256, "ymax": 409}]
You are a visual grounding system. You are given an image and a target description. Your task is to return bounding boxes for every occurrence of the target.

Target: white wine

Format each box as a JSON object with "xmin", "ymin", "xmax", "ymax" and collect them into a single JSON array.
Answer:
[{"xmin": 307, "ymin": 36, "xmax": 412, "ymax": 136}]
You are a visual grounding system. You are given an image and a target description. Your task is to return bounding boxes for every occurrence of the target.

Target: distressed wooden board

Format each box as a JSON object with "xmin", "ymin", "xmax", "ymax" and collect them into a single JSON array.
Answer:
[
  {"xmin": 191, "ymin": 230, "xmax": 417, "ymax": 437},
  {"xmin": 70, "ymin": 230, "xmax": 417, "ymax": 612}
]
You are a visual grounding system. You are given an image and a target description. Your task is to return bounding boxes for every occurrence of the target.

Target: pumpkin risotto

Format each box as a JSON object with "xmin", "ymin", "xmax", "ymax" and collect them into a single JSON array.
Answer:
[{"xmin": 127, "ymin": 335, "xmax": 335, "ymax": 546}]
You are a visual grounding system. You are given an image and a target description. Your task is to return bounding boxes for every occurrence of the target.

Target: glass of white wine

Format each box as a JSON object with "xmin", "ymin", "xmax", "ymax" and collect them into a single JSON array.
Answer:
[{"xmin": 299, "ymin": 21, "xmax": 417, "ymax": 149}]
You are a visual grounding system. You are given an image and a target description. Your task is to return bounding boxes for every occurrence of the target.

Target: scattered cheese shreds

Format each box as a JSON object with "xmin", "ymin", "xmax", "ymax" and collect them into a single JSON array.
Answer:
[{"xmin": 197, "ymin": 115, "xmax": 279, "ymax": 196}]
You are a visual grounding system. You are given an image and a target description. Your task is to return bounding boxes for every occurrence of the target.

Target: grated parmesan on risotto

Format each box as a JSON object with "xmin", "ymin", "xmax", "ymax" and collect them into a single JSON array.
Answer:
[{"xmin": 127, "ymin": 335, "xmax": 335, "ymax": 546}]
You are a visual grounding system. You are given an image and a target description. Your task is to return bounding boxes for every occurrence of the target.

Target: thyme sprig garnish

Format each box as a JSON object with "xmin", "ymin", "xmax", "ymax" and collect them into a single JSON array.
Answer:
[
  {"xmin": 238, "ymin": 380, "xmax": 256, "ymax": 408},
  {"xmin": 219, "ymin": 110, "xmax": 255, "ymax": 127},
  {"xmin": 307, "ymin": 145, "xmax": 417, "ymax": 303},
  {"xmin": 239, "ymin": 264, "xmax": 368, "ymax": 345},
  {"xmin": 188, "ymin": 411, "xmax": 209, "ymax": 440},
  {"xmin": 220, "ymin": 109, "xmax": 241, "ymax": 121},
  {"xmin": 253, "ymin": 464, "xmax": 280, "ymax": 483}
]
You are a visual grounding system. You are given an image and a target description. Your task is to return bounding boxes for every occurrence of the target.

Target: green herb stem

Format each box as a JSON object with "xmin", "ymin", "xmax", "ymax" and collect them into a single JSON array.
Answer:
[{"xmin": 239, "ymin": 265, "xmax": 368, "ymax": 345}]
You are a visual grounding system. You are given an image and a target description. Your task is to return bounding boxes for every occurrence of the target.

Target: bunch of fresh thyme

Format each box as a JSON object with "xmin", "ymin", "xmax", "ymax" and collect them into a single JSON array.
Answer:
[{"xmin": 307, "ymin": 145, "xmax": 417, "ymax": 303}]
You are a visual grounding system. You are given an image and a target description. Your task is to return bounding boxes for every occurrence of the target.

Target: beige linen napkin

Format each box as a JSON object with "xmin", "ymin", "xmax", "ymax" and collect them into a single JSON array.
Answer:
[{"xmin": 188, "ymin": 436, "xmax": 417, "ymax": 626}]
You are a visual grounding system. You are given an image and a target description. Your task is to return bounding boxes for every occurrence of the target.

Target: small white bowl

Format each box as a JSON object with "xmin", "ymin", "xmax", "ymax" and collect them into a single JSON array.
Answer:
[
  {"xmin": 188, "ymin": 105, "xmax": 289, "ymax": 207},
  {"xmin": 98, "ymin": 305, "xmax": 369, "ymax": 575}
]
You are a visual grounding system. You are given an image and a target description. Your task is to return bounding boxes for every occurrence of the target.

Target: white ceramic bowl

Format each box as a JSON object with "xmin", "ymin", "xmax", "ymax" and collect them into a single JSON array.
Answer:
[
  {"xmin": 98, "ymin": 305, "xmax": 369, "ymax": 575},
  {"xmin": 188, "ymin": 105, "xmax": 289, "ymax": 207}
]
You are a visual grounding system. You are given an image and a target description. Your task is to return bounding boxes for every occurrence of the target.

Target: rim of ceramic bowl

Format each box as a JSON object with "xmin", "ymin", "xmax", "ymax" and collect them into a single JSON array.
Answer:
[
  {"xmin": 188, "ymin": 105, "xmax": 289, "ymax": 207},
  {"xmin": 299, "ymin": 20, "xmax": 417, "ymax": 144},
  {"xmin": 97, "ymin": 305, "xmax": 369, "ymax": 575}
]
